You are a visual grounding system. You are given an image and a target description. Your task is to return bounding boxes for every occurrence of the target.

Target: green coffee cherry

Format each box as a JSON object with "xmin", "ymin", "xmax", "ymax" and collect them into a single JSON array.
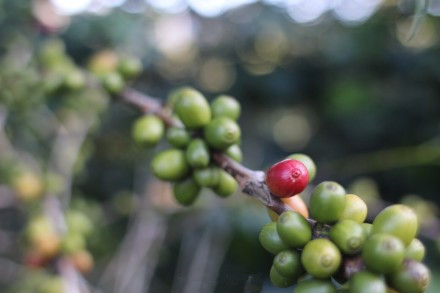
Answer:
[
  {"xmin": 38, "ymin": 276, "xmax": 64, "ymax": 293},
  {"xmin": 213, "ymin": 170, "xmax": 237, "ymax": 197},
  {"xmin": 61, "ymin": 232, "xmax": 86, "ymax": 254},
  {"xmin": 211, "ymin": 95, "xmax": 241, "ymax": 120},
  {"xmin": 270, "ymin": 265, "xmax": 294, "ymax": 288},
  {"xmin": 39, "ymin": 39, "xmax": 66, "ymax": 66},
  {"xmin": 118, "ymin": 57, "xmax": 142, "ymax": 78},
  {"xmin": 186, "ymin": 139, "xmax": 210, "ymax": 168},
  {"xmin": 388, "ymin": 260, "xmax": 430, "ymax": 293},
  {"xmin": 301, "ymin": 238, "xmax": 341, "ymax": 278},
  {"xmin": 349, "ymin": 271, "xmax": 387, "ymax": 293},
  {"xmin": 293, "ymin": 279, "xmax": 336, "ymax": 293},
  {"xmin": 224, "ymin": 144, "xmax": 243, "ymax": 162},
  {"xmin": 362, "ymin": 233, "xmax": 405, "ymax": 274},
  {"xmin": 287, "ymin": 153, "xmax": 316, "ymax": 182},
  {"xmin": 175, "ymin": 88, "xmax": 211, "ymax": 128},
  {"xmin": 103, "ymin": 72, "xmax": 124, "ymax": 94},
  {"xmin": 151, "ymin": 149, "xmax": 190, "ymax": 181},
  {"xmin": 340, "ymin": 194, "xmax": 368, "ymax": 223},
  {"xmin": 167, "ymin": 87, "xmax": 192, "ymax": 109},
  {"xmin": 166, "ymin": 127, "xmax": 191, "ymax": 148},
  {"xmin": 310, "ymin": 181, "xmax": 346, "ymax": 224},
  {"xmin": 259, "ymin": 222, "xmax": 289, "ymax": 254},
  {"xmin": 372, "ymin": 204, "xmax": 418, "ymax": 246},
  {"xmin": 330, "ymin": 219, "xmax": 365, "ymax": 255},
  {"xmin": 362, "ymin": 223, "xmax": 373, "ymax": 238},
  {"xmin": 173, "ymin": 177, "xmax": 200, "ymax": 206},
  {"xmin": 204, "ymin": 117, "xmax": 241, "ymax": 150},
  {"xmin": 64, "ymin": 70, "xmax": 85, "ymax": 91},
  {"xmin": 193, "ymin": 166, "xmax": 220, "ymax": 187},
  {"xmin": 276, "ymin": 211, "xmax": 311, "ymax": 248},
  {"xmin": 405, "ymin": 238, "xmax": 425, "ymax": 261},
  {"xmin": 273, "ymin": 250, "xmax": 303, "ymax": 279},
  {"xmin": 66, "ymin": 210, "xmax": 93, "ymax": 237},
  {"xmin": 132, "ymin": 115, "xmax": 164, "ymax": 146}
]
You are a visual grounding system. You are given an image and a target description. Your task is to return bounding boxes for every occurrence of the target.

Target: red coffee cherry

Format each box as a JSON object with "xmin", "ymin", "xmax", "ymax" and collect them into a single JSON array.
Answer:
[{"xmin": 265, "ymin": 159, "xmax": 309, "ymax": 198}]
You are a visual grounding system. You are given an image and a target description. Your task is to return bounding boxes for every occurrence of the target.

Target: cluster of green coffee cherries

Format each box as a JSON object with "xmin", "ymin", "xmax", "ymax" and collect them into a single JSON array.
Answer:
[
  {"xmin": 260, "ymin": 181, "xmax": 430, "ymax": 293},
  {"xmin": 132, "ymin": 87, "xmax": 242, "ymax": 205},
  {"xmin": 23, "ymin": 209, "xmax": 94, "ymax": 276},
  {"xmin": 40, "ymin": 38, "xmax": 142, "ymax": 96}
]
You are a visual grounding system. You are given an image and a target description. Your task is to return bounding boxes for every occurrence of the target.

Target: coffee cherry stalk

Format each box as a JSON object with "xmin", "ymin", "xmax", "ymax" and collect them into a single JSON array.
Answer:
[{"xmin": 122, "ymin": 86, "xmax": 432, "ymax": 292}]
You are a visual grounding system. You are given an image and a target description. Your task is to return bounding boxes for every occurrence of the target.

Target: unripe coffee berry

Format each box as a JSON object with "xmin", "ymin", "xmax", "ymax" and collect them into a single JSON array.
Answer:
[
  {"xmin": 389, "ymin": 260, "xmax": 431, "ymax": 293},
  {"xmin": 405, "ymin": 238, "xmax": 425, "ymax": 261},
  {"xmin": 265, "ymin": 159, "xmax": 309, "ymax": 198},
  {"xmin": 211, "ymin": 95, "xmax": 241, "ymax": 120},
  {"xmin": 301, "ymin": 238, "xmax": 341, "ymax": 279},
  {"xmin": 204, "ymin": 117, "xmax": 241, "ymax": 149},
  {"xmin": 362, "ymin": 233, "xmax": 405, "ymax": 274},
  {"xmin": 349, "ymin": 271, "xmax": 387, "ymax": 293},
  {"xmin": 173, "ymin": 178, "xmax": 200, "ymax": 206},
  {"xmin": 372, "ymin": 204, "xmax": 418, "ymax": 246},
  {"xmin": 293, "ymin": 279, "xmax": 336, "ymax": 293}
]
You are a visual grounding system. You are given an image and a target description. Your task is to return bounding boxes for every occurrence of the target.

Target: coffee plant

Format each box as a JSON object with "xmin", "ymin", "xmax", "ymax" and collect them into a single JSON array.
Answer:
[{"xmin": 1, "ymin": 2, "xmax": 440, "ymax": 292}]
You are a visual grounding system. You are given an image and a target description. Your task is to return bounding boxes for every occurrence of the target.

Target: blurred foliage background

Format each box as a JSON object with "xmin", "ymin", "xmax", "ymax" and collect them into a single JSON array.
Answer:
[{"xmin": 0, "ymin": 0, "xmax": 440, "ymax": 292}]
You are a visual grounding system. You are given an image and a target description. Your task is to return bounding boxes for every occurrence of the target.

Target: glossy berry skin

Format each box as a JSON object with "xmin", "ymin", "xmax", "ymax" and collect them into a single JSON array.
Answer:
[
  {"xmin": 265, "ymin": 159, "xmax": 309, "ymax": 198},
  {"xmin": 62, "ymin": 232, "xmax": 86, "ymax": 254},
  {"xmin": 66, "ymin": 210, "xmax": 93, "ymax": 237},
  {"xmin": 173, "ymin": 178, "xmax": 201, "ymax": 206},
  {"xmin": 186, "ymin": 139, "xmax": 210, "ymax": 168},
  {"xmin": 193, "ymin": 166, "xmax": 220, "ymax": 187},
  {"xmin": 301, "ymin": 238, "xmax": 342, "ymax": 278},
  {"xmin": 340, "ymin": 194, "xmax": 368, "ymax": 223},
  {"xmin": 211, "ymin": 95, "xmax": 241, "ymax": 120},
  {"xmin": 310, "ymin": 181, "xmax": 346, "ymax": 224},
  {"xmin": 213, "ymin": 170, "xmax": 237, "ymax": 197},
  {"xmin": 270, "ymin": 265, "xmax": 294, "ymax": 288},
  {"xmin": 118, "ymin": 57, "xmax": 142, "ymax": 78},
  {"xmin": 389, "ymin": 260, "xmax": 431, "ymax": 293},
  {"xmin": 287, "ymin": 153, "xmax": 316, "ymax": 182},
  {"xmin": 151, "ymin": 149, "xmax": 190, "ymax": 181},
  {"xmin": 166, "ymin": 127, "xmax": 191, "ymax": 148},
  {"xmin": 259, "ymin": 222, "xmax": 289, "ymax": 254},
  {"xmin": 204, "ymin": 117, "xmax": 241, "ymax": 149},
  {"xmin": 361, "ymin": 223, "xmax": 373, "ymax": 238},
  {"xmin": 273, "ymin": 250, "xmax": 303, "ymax": 280},
  {"xmin": 372, "ymin": 204, "xmax": 418, "ymax": 246},
  {"xmin": 349, "ymin": 271, "xmax": 387, "ymax": 293},
  {"xmin": 65, "ymin": 70, "xmax": 85, "ymax": 91},
  {"xmin": 103, "ymin": 72, "xmax": 124, "ymax": 94},
  {"xmin": 276, "ymin": 211, "xmax": 311, "ymax": 248},
  {"xmin": 293, "ymin": 279, "xmax": 336, "ymax": 293},
  {"xmin": 330, "ymin": 219, "xmax": 366, "ymax": 255},
  {"xmin": 132, "ymin": 115, "xmax": 164, "ymax": 146},
  {"xmin": 405, "ymin": 239, "xmax": 425, "ymax": 261},
  {"xmin": 362, "ymin": 233, "xmax": 405, "ymax": 274},
  {"xmin": 175, "ymin": 88, "xmax": 211, "ymax": 129},
  {"xmin": 224, "ymin": 144, "xmax": 243, "ymax": 162}
]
